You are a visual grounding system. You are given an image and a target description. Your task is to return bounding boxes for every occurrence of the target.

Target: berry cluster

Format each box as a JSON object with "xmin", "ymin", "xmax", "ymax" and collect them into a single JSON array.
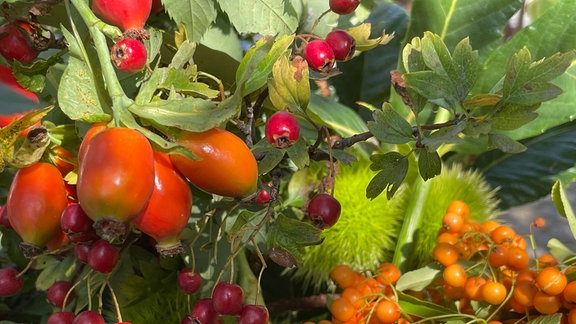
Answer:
[{"xmin": 304, "ymin": 29, "xmax": 356, "ymax": 73}]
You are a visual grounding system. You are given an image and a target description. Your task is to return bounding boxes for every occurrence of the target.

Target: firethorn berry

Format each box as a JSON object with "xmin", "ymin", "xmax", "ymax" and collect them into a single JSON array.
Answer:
[
  {"xmin": 325, "ymin": 30, "xmax": 356, "ymax": 61},
  {"xmin": 442, "ymin": 212, "xmax": 464, "ymax": 233},
  {"xmin": 72, "ymin": 311, "xmax": 105, "ymax": 324},
  {"xmin": 464, "ymin": 276, "xmax": 486, "ymax": 301},
  {"xmin": 91, "ymin": 0, "xmax": 152, "ymax": 31},
  {"xmin": 506, "ymin": 246, "xmax": 529, "ymax": 270},
  {"xmin": 536, "ymin": 266, "xmax": 567, "ymax": 295},
  {"xmin": 480, "ymin": 220, "xmax": 501, "ymax": 234},
  {"xmin": 189, "ymin": 298, "xmax": 220, "ymax": 324},
  {"xmin": 490, "ymin": 225, "xmax": 516, "ymax": 244},
  {"xmin": 376, "ymin": 263, "xmax": 401, "ymax": 286},
  {"xmin": 212, "ymin": 282, "xmax": 244, "ymax": 315},
  {"xmin": 563, "ymin": 281, "xmax": 576, "ymax": 303},
  {"xmin": 481, "ymin": 281, "xmax": 507, "ymax": 305},
  {"xmin": 533, "ymin": 290, "xmax": 562, "ymax": 314},
  {"xmin": 329, "ymin": 297, "xmax": 355, "ymax": 322},
  {"xmin": 329, "ymin": 0, "xmax": 360, "ymax": 15},
  {"xmin": 513, "ymin": 279, "xmax": 538, "ymax": 307},
  {"xmin": 443, "ymin": 263, "xmax": 467, "ymax": 288},
  {"xmin": 341, "ymin": 287, "xmax": 363, "ymax": 308},
  {"xmin": 538, "ymin": 254, "xmax": 558, "ymax": 268},
  {"xmin": 330, "ymin": 264, "xmax": 356, "ymax": 289},
  {"xmin": 238, "ymin": 305, "xmax": 269, "ymax": 324},
  {"xmin": 177, "ymin": 268, "xmax": 202, "ymax": 294},
  {"xmin": 0, "ymin": 268, "xmax": 24, "ymax": 297},
  {"xmin": 88, "ymin": 239, "xmax": 120, "ymax": 274},
  {"xmin": 446, "ymin": 200, "xmax": 470, "ymax": 218},
  {"xmin": 488, "ymin": 245, "xmax": 509, "ymax": 268},
  {"xmin": 533, "ymin": 217, "xmax": 546, "ymax": 228},
  {"xmin": 375, "ymin": 300, "xmax": 401, "ymax": 323},
  {"xmin": 111, "ymin": 38, "xmax": 147, "ymax": 73},
  {"xmin": 307, "ymin": 193, "xmax": 341, "ymax": 229},
  {"xmin": 432, "ymin": 242, "xmax": 459, "ymax": 266},
  {"xmin": 265, "ymin": 111, "xmax": 300, "ymax": 148},
  {"xmin": 47, "ymin": 281, "xmax": 74, "ymax": 308},
  {"xmin": 304, "ymin": 40, "xmax": 336, "ymax": 73},
  {"xmin": 0, "ymin": 21, "xmax": 39, "ymax": 64},
  {"xmin": 47, "ymin": 311, "xmax": 75, "ymax": 324}
]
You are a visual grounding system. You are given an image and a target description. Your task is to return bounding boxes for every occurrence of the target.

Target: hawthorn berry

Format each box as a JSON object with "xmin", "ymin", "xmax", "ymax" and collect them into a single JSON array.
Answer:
[
  {"xmin": 111, "ymin": 38, "xmax": 147, "ymax": 73},
  {"xmin": 0, "ymin": 21, "xmax": 39, "ymax": 64},
  {"xmin": 0, "ymin": 268, "xmax": 23, "ymax": 297},
  {"xmin": 304, "ymin": 40, "xmax": 336, "ymax": 73},
  {"xmin": 72, "ymin": 311, "xmax": 105, "ymax": 324},
  {"xmin": 307, "ymin": 193, "xmax": 341, "ymax": 229},
  {"xmin": 47, "ymin": 281, "xmax": 74, "ymax": 308},
  {"xmin": 329, "ymin": 0, "xmax": 361, "ymax": 15},
  {"xmin": 265, "ymin": 111, "xmax": 300, "ymax": 148},
  {"xmin": 177, "ymin": 268, "xmax": 202, "ymax": 294},
  {"xmin": 325, "ymin": 30, "xmax": 356, "ymax": 61},
  {"xmin": 239, "ymin": 305, "xmax": 269, "ymax": 324},
  {"xmin": 60, "ymin": 203, "xmax": 99, "ymax": 243},
  {"xmin": 189, "ymin": 298, "xmax": 221, "ymax": 324},
  {"xmin": 47, "ymin": 311, "xmax": 75, "ymax": 324},
  {"xmin": 87, "ymin": 239, "xmax": 119, "ymax": 273},
  {"xmin": 74, "ymin": 244, "xmax": 91, "ymax": 264},
  {"xmin": 212, "ymin": 282, "xmax": 244, "ymax": 315},
  {"xmin": 255, "ymin": 188, "xmax": 271, "ymax": 205}
]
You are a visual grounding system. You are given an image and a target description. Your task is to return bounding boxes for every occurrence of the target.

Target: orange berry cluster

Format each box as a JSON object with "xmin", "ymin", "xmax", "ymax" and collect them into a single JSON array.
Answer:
[{"xmin": 429, "ymin": 200, "xmax": 576, "ymax": 322}]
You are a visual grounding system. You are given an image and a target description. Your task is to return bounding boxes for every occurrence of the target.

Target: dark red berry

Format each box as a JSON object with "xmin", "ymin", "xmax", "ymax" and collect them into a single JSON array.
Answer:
[
  {"xmin": 177, "ymin": 268, "xmax": 202, "ymax": 294},
  {"xmin": 255, "ymin": 189, "xmax": 271, "ymax": 205},
  {"xmin": 0, "ymin": 21, "xmax": 39, "ymax": 64},
  {"xmin": 212, "ymin": 282, "xmax": 244, "ymax": 315},
  {"xmin": 87, "ymin": 239, "xmax": 119, "ymax": 273},
  {"xmin": 0, "ymin": 204, "xmax": 12, "ymax": 229},
  {"xmin": 61, "ymin": 203, "xmax": 99, "ymax": 243},
  {"xmin": 47, "ymin": 281, "xmax": 74, "ymax": 308},
  {"xmin": 265, "ymin": 111, "xmax": 300, "ymax": 148},
  {"xmin": 72, "ymin": 311, "xmax": 104, "ymax": 324},
  {"xmin": 325, "ymin": 30, "xmax": 356, "ymax": 61},
  {"xmin": 239, "ymin": 305, "xmax": 269, "ymax": 324},
  {"xmin": 111, "ymin": 38, "xmax": 147, "ymax": 73},
  {"xmin": 190, "ymin": 298, "xmax": 221, "ymax": 324},
  {"xmin": 75, "ymin": 244, "xmax": 91, "ymax": 264},
  {"xmin": 329, "ymin": 0, "xmax": 361, "ymax": 15},
  {"xmin": 0, "ymin": 268, "xmax": 24, "ymax": 296},
  {"xmin": 47, "ymin": 311, "xmax": 75, "ymax": 324},
  {"xmin": 304, "ymin": 40, "xmax": 335, "ymax": 73},
  {"xmin": 307, "ymin": 193, "xmax": 341, "ymax": 229}
]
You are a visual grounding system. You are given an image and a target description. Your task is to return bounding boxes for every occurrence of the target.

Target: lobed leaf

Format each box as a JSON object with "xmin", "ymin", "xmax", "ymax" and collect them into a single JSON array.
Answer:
[
  {"xmin": 267, "ymin": 54, "xmax": 310, "ymax": 113},
  {"xmin": 367, "ymin": 152, "xmax": 408, "ymax": 199},
  {"xmin": 367, "ymin": 104, "xmax": 413, "ymax": 144}
]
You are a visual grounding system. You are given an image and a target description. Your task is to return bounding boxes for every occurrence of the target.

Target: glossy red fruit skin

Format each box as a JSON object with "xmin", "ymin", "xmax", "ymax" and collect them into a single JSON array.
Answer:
[
  {"xmin": 307, "ymin": 193, "xmax": 341, "ymax": 229},
  {"xmin": 75, "ymin": 244, "xmax": 91, "ymax": 264},
  {"xmin": 72, "ymin": 311, "xmax": 105, "ymax": 324},
  {"xmin": 111, "ymin": 38, "xmax": 147, "ymax": 73},
  {"xmin": 91, "ymin": 0, "xmax": 152, "ymax": 31},
  {"xmin": 304, "ymin": 40, "xmax": 336, "ymax": 72},
  {"xmin": 255, "ymin": 189, "xmax": 271, "ymax": 205},
  {"xmin": 239, "ymin": 305, "xmax": 269, "ymax": 324},
  {"xmin": 329, "ymin": 0, "xmax": 361, "ymax": 15},
  {"xmin": 190, "ymin": 298, "xmax": 221, "ymax": 324},
  {"xmin": 46, "ymin": 230, "xmax": 70, "ymax": 251},
  {"xmin": 265, "ymin": 111, "xmax": 300, "ymax": 148},
  {"xmin": 0, "ymin": 204, "xmax": 11, "ymax": 229},
  {"xmin": 47, "ymin": 311, "xmax": 75, "ymax": 324},
  {"xmin": 87, "ymin": 239, "xmax": 120, "ymax": 273},
  {"xmin": 77, "ymin": 127, "xmax": 155, "ymax": 224},
  {"xmin": 177, "ymin": 268, "xmax": 202, "ymax": 294},
  {"xmin": 78, "ymin": 122, "xmax": 108, "ymax": 164},
  {"xmin": 61, "ymin": 203, "xmax": 99, "ymax": 244},
  {"xmin": 47, "ymin": 281, "xmax": 74, "ymax": 308},
  {"xmin": 170, "ymin": 128, "xmax": 258, "ymax": 198},
  {"xmin": 0, "ymin": 268, "xmax": 24, "ymax": 296},
  {"xmin": 325, "ymin": 30, "xmax": 356, "ymax": 61},
  {"xmin": 212, "ymin": 282, "xmax": 245, "ymax": 315},
  {"xmin": 132, "ymin": 152, "xmax": 192, "ymax": 254},
  {"xmin": 0, "ymin": 21, "xmax": 38, "ymax": 64},
  {"xmin": 7, "ymin": 162, "xmax": 68, "ymax": 248},
  {"xmin": 0, "ymin": 65, "xmax": 39, "ymax": 102}
]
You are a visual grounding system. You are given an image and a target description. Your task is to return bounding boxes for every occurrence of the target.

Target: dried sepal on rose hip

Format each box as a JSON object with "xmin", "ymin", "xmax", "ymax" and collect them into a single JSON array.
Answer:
[
  {"xmin": 91, "ymin": 0, "xmax": 152, "ymax": 40},
  {"xmin": 111, "ymin": 38, "xmax": 147, "ymax": 73},
  {"xmin": 265, "ymin": 111, "xmax": 300, "ymax": 149}
]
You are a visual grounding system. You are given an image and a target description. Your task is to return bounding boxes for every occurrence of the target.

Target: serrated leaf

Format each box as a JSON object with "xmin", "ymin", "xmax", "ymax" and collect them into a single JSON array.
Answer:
[
  {"xmin": 403, "ymin": 71, "xmax": 454, "ymax": 107},
  {"xmin": 396, "ymin": 264, "xmax": 442, "ymax": 291},
  {"xmin": 267, "ymin": 214, "xmax": 323, "ymax": 265},
  {"xmin": 268, "ymin": 55, "xmax": 310, "ymax": 113},
  {"xmin": 551, "ymin": 180, "xmax": 576, "ymax": 243},
  {"xmin": 367, "ymin": 152, "xmax": 408, "ymax": 199},
  {"xmin": 502, "ymin": 47, "xmax": 532, "ymax": 99},
  {"xmin": 285, "ymin": 137, "xmax": 309, "ymax": 169},
  {"xmin": 421, "ymin": 122, "xmax": 467, "ymax": 151},
  {"xmin": 162, "ymin": 0, "xmax": 217, "ymax": 43},
  {"xmin": 490, "ymin": 103, "xmax": 539, "ymax": 130},
  {"xmin": 367, "ymin": 104, "xmax": 413, "ymax": 144},
  {"xmin": 488, "ymin": 133, "xmax": 526, "ymax": 153},
  {"xmin": 507, "ymin": 82, "xmax": 563, "ymax": 106},
  {"xmin": 417, "ymin": 148, "xmax": 441, "ymax": 181},
  {"xmin": 35, "ymin": 255, "xmax": 77, "ymax": 290},
  {"xmin": 218, "ymin": 0, "xmax": 299, "ymax": 36},
  {"xmin": 346, "ymin": 23, "xmax": 394, "ymax": 52}
]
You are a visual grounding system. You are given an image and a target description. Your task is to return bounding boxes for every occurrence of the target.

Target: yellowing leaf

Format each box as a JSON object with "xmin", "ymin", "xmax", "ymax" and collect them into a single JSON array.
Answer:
[
  {"xmin": 268, "ymin": 54, "xmax": 310, "ymax": 113},
  {"xmin": 347, "ymin": 23, "xmax": 395, "ymax": 52}
]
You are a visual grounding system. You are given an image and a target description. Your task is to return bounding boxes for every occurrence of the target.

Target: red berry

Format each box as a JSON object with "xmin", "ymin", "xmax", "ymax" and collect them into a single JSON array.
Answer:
[
  {"xmin": 304, "ymin": 40, "xmax": 336, "ymax": 73},
  {"xmin": 88, "ymin": 239, "xmax": 120, "ymax": 273},
  {"xmin": 111, "ymin": 38, "xmax": 147, "ymax": 73},
  {"xmin": 329, "ymin": 0, "xmax": 361, "ymax": 15},
  {"xmin": 212, "ymin": 282, "xmax": 244, "ymax": 315},
  {"xmin": 177, "ymin": 268, "xmax": 202, "ymax": 294},
  {"xmin": 255, "ymin": 189, "xmax": 271, "ymax": 205},
  {"xmin": 189, "ymin": 298, "xmax": 221, "ymax": 324},
  {"xmin": 239, "ymin": 305, "xmax": 269, "ymax": 324},
  {"xmin": 47, "ymin": 312, "xmax": 75, "ymax": 324},
  {"xmin": 47, "ymin": 281, "xmax": 74, "ymax": 308},
  {"xmin": 0, "ymin": 21, "xmax": 39, "ymax": 64},
  {"xmin": 265, "ymin": 111, "xmax": 300, "ymax": 148},
  {"xmin": 325, "ymin": 30, "xmax": 356, "ymax": 61},
  {"xmin": 0, "ymin": 204, "xmax": 11, "ymax": 229},
  {"xmin": 75, "ymin": 244, "xmax": 91, "ymax": 264},
  {"xmin": 61, "ymin": 203, "xmax": 99, "ymax": 243},
  {"xmin": 72, "ymin": 311, "xmax": 105, "ymax": 324},
  {"xmin": 0, "ymin": 65, "xmax": 39, "ymax": 103},
  {"xmin": 151, "ymin": 0, "xmax": 163, "ymax": 13},
  {"xmin": 0, "ymin": 268, "xmax": 24, "ymax": 297},
  {"xmin": 307, "ymin": 193, "xmax": 341, "ymax": 229},
  {"xmin": 91, "ymin": 0, "xmax": 152, "ymax": 31}
]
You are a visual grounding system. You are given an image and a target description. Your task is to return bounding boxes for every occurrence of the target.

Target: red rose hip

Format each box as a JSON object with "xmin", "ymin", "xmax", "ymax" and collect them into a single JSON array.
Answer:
[{"xmin": 111, "ymin": 38, "xmax": 147, "ymax": 73}]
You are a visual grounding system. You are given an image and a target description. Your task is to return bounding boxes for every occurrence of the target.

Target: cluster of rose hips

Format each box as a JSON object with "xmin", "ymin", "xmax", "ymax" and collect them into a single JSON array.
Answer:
[
  {"xmin": 427, "ymin": 201, "xmax": 576, "ymax": 322},
  {"xmin": 178, "ymin": 274, "xmax": 269, "ymax": 324}
]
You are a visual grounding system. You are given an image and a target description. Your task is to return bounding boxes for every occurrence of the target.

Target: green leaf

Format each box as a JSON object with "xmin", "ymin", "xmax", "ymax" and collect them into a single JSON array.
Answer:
[
  {"xmin": 528, "ymin": 314, "xmax": 563, "ymax": 324},
  {"xmin": 502, "ymin": 47, "xmax": 532, "ymax": 99},
  {"xmin": 268, "ymin": 55, "xmax": 310, "ymax": 113},
  {"xmin": 218, "ymin": 0, "xmax": 300, "ymax": 36},
  {"xmin": 158, "ymin": 67, "xmax": 220, "ymax": 99},
  {"xmin": 396, "ymin": 264, "xmax": 442, "ymax": 291},
  {"xmin": 267, "ymin": 214, "xmax": 323, "ymax": 265},
  {"xmin": 551, "ymin": 180, "xmax": 576, "ymax": 242},
  {"xmin": 417, "ymin": 148, "xmax": 441, "ymax": 181},
  {"xmin": 367, "ymin": 104, "xmax": 414, "ymax": 144},
  {"xmin": 421, "ymin": 122, "xmax": 467, "ymax": 151},
  {"xmin": 488, "ymin": 133, "xmax": 526, "ymax": 153},
  {"xmin": 35, "ymin": 255, "xmax": 77, "ymax": 290},
  {"xmin": 285, "ymin": 137, "xmax": 309, "ymax": 170},
  {"xmin": 162, "ymin": 0, "xmax": 217, "ymax": 43},
  {"xmin": 403, "ymin": 71, "xmax": 454, "ymax": 108},
  {"xmin": 548, "ymin": 238, "xmax": 575, "ymax": 264},
  {"xmin": 367, "ymin": 152, "xmax": 408, "ymax": 199},
  {"xmin": 258, "ymin": 147, "xmax": 285, "ymax": 175},
  {"xmin": 397, "ymin": 291, "xmax": 455, "ymax": 318},
  {"xmin": 307, "ymin": 94, "xmax": 369, "ymax": 137},
  {"xmin": 489, "ymin": 103, "xmax": 539, "ymax": 130}
]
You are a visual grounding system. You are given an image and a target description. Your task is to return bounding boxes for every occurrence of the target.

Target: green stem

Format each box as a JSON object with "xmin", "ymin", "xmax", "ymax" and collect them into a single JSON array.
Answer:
[{"xmin": 67, "ymin": 0, "xmax": 122, "ymax": 40}]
